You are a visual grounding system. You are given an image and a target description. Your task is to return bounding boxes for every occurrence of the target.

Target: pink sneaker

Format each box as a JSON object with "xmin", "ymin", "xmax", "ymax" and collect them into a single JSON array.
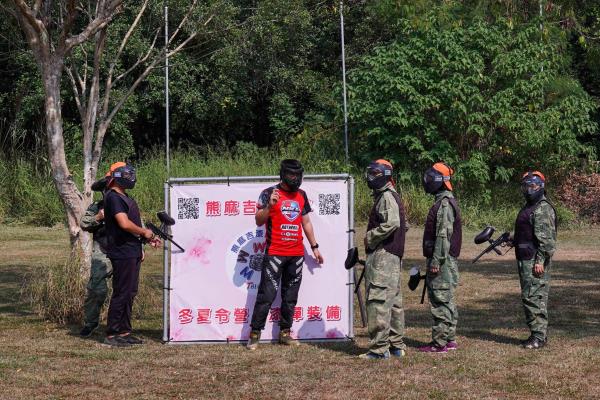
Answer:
[
  {"xmin": 446, "ymin": 341, "xmax": 458, "ymax": 350},
  {"xmin": 418, "ymin": 343, "xmax": 448, "ymax": 353}
]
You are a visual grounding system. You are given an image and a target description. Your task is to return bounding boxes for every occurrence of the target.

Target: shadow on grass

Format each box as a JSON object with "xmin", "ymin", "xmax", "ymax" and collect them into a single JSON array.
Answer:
[
  {"xmin": 457, "ymin": 260, "xmax": 600, "ymax": 341},
  {"xmin": 357, "ymin": 259, "xmax": 600, "ymax": 346},
  {"xmin": 0, "ymin": 266, "xmax": 32, "ymax": 316}
]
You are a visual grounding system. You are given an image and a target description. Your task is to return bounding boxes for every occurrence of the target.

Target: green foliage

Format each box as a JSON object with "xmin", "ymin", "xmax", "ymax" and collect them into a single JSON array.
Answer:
[
  {"xmin": 347, "ymin": 16, "xmax": 598, "ymax": 187},
  {"xmin": 0, "ymin": 157, "xmax": 63, "ymax": 226},
  {"xmin": 0, "ymin": 146, "xmax": 586, "ymax": 230}
]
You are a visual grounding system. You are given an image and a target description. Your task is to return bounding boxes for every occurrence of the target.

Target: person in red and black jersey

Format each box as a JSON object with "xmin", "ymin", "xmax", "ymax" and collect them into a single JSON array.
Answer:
[{"xmin": 247, "ymin": 159, "xmax": 324, "ymax": 350}]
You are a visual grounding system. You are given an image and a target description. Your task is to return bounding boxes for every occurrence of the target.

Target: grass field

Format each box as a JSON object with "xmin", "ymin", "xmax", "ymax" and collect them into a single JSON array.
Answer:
[{"xmin": 1, "ymin": 225, "xmax": 599, "ymax": 399}]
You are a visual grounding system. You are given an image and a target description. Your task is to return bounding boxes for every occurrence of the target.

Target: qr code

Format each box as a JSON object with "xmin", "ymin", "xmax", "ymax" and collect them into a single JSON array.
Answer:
[
  {"xmin": 177, "ymin": 197, "xmax": 200, "ymax": 219},
  {"xmin": 318, "ymin": 193, "xmax": 341, "ymax": 215}
]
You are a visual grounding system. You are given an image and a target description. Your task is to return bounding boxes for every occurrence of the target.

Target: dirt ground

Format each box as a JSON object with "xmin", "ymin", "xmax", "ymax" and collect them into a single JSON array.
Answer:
[{"xmin": 1, "ymin": 225, "xmax": 599, "ymax": 399}]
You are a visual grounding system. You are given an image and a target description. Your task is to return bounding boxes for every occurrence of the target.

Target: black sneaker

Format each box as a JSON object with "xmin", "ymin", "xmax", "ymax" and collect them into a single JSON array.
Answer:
[
  {"xmin": 121, "ymin": 334, "xmax": 144, "ymax": 345},
  {"xmin": 522, "ymin": 336, "xmax": 546, "ymax": 349},
  {"xmin": 103, "ymin": 336, "xmax": 132, "ymax": 347},
  {"xmin": 79, "ymin": 324, "xmax": 98, "ymax": 337}
]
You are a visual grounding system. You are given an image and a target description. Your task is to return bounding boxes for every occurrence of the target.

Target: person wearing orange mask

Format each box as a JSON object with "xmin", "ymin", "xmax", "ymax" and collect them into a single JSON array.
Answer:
[{"xmin": 419, "ymin": 162, "xmax": 462, "ymax": 353}]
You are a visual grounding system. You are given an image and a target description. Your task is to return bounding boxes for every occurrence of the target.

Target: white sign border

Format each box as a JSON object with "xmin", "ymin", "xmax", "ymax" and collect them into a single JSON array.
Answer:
[{"xmin": 161, "ymin": 174, "xmax": 356, "ymax": 344}]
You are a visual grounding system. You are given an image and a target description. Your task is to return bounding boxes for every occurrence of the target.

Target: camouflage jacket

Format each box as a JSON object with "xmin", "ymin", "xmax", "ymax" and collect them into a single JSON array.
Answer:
[
  {"xmin": 531, "ymin": 197, "xmax": 557, "ymax": 265},
  {"xmin": 366, "ymin": 183, "xmax": 401, "ymax": 250},
  {"xmin": 428, "ymin": 190, "xmax": 456, "ymax": 268},
  {"xmin": 80, "ymin": 201, "xmax": 103, "ymax": 233}
]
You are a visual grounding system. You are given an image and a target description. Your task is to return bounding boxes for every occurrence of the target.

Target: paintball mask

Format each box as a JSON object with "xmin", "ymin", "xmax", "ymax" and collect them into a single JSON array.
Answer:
[
  {"xmin": 280, "ymin": 159, "xmax": 304, "ymax": 191},
  {"xmin": 111, "ymin": 163, "xmax": 137, "ymax": 190},
  {"xmin": 365, "ymin": 159, "xmax": 393, "ymax": 190},
  {"xmin": 423, "ymin": 162, "xmax": 454, "ymax": 194},
  {"xmin": 521, "ymin": 171, "xmax": 545, "ymax": 204}
]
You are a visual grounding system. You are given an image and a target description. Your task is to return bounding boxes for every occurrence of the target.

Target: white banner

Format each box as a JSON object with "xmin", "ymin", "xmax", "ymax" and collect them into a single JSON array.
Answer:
[{"xmin": 167, "ymin": 179, "xmax": 352, "ymax": 342}]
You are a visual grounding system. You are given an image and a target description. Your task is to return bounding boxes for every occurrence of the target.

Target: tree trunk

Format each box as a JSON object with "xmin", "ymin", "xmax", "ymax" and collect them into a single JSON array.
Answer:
[{"xmin": 41, "ymin": 59, "xmax": 92, "ymax": 274}]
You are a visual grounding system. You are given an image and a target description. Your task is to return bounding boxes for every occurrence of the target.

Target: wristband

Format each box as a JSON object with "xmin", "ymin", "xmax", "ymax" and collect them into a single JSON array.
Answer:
[{"xmin": 310, "ymin": 243, "xmax": 319, "ymax": 250}]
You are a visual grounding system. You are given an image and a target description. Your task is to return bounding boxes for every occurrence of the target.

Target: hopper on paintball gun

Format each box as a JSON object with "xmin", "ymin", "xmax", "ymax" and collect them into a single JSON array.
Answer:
[
  {"xmin": 408, "ymin": 266, "xmax": 427, "ymax": 304},
  {"xmin": 146, "ymin": 211, "xmax": 185, "ymax": 253},
  {"xmin": 472, "ymin": 226, "xmax": 512, "ymax": 263}
]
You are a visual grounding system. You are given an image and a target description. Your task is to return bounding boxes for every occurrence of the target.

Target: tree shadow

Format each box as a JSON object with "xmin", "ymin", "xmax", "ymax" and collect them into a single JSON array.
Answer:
[{"xmin": 0, "ymin": 267, "xmax": 33, "ymax": 316}]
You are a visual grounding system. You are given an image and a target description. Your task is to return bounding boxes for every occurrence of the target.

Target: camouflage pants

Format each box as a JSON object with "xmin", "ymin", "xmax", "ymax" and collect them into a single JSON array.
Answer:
[
  {"xmin": 365, "ymin": 248, "xmax": 406, "ymax": 354},
  {"xmin": 83, "ymin": 247, "xmax": 112, "ymax": 328},
  {"xmin": 426, "ymin": 256, "xmax": 459, "ymax": 347},
  {"xmin": 518, "ymin": 259, "xmax": 551, "ymax": 340}
]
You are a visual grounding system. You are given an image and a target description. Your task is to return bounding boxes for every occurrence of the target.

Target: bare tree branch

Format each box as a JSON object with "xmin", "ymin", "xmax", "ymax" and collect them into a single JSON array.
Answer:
[
  {"xmin": 113, "ymin": 28, "xmax": 159, "ymax": 85},
  {"xmin": 65, "ymin": 65, "xmax": 84, "ymax": 116},
  {"xmin": 33, "ymin": 0, "xmax": 43, "ymax": 16},
  {"xmin": 12, "ymin": 0, "xmax": 45, "ymax": 37},
  {"xmin": 168, "ymin": 0, "xmax": 199, "ymax": 44},
  {"xmin": 84, "ymin": 27, "xmax": 107, "ymax": 149},
  {"xmin": 112, "ymin": 0, "xmax": 148, "ymax": 63},
  {"xmin": 63, "ymin": 0, "xmax": 123, "ymax": 52},
  {"xmin": 58, "ymin": 0, "xmax": 78, "ymax": 48}
]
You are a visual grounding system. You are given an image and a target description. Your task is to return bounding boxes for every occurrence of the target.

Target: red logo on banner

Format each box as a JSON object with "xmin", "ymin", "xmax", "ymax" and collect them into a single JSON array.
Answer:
[
  {"xmin": 197, "ymin": 308, "xmax": 212, "ymax": 324},
  {"xmin": 293, "ymin": 306, "xmax": 303, "ymax": 322},
  {"xmin": 224, "ymin": 200, "xmax": 240, "ymax": 216},
  {"xmin": 215, "ymin": 308, "xmax": 230, "ymax": 324},
  {"xmin": 178, "ymin": 308, "xmax": 193, "ymax": 324},
  {"xmin": 269, "ymin": 307, "xmax": 281, "ymax": 322},
  {"xmin": 234, "ymin": 308, "xmax": 249, "ymax": 324},
  {"xmin": 326, "ymin": 305, "xmax": 341, "ymax": 321},
  {"xmin": 307, "ymin": 306, "xmax": 322, "ymax": 321},
  {"xmin": 206, "ymin": 201, "xmax": 221, "ymax": 217},
  {"xmin": 243, "ymin": 200, "xmax": 257, "ymax": 215}
]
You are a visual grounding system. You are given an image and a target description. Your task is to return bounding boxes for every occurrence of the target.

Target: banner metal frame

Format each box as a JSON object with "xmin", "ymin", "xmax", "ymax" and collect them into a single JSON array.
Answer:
[{"xmin": 162, "ymin": 174, "xmax": 355, "ymax": 344}]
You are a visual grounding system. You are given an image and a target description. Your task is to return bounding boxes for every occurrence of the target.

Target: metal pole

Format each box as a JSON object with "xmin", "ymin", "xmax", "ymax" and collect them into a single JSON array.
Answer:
[
  {"xmin": 162, "ymin": 182, "xmax": 170, "ymax": 343},
  {"xmin": 164, "ymin": 1, "xmax": 171, "ymax": 176},
  {"xmin": 540, "ymin": 0, "xmax": 543, "ymax": 72},
  {"xmin": 340, "ymin": 0, "xmax": 349, "ymax": 164}
]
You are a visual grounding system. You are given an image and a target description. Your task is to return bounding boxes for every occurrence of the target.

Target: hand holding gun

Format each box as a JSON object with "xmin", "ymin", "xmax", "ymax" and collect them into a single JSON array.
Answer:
[{"xmin": 145, "ymin": 211, "xmax": 185, "ymax": 253}]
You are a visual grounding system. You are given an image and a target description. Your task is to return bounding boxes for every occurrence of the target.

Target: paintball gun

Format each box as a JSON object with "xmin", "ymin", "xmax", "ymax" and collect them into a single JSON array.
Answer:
[
  {"xmin": 472, "ymin": 226, "xmax": 513, "ymax": 263},
  {"xmin": 345, "ymin": 247, "xmax": 366, "ymax": 293},
  {"xmin": 146, "ymin": 211, "xmax": 185, "ymax": 253},
  {"xmin": 345, "ymin": 247, "xmax": 367, "ymax": 327},
  {"xmin": 408, "ymin": 266, "xmax": 427, "ymax": 304}
]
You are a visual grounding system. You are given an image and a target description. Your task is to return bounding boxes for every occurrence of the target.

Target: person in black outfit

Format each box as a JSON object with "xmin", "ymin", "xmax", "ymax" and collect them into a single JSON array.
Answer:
[{"xmin": 102, "ymin": 162, "xmax": 160, "ymax": 347}]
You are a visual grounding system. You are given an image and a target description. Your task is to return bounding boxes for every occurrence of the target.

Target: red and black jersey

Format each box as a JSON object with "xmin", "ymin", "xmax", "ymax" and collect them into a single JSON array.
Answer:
[{"xmin": 257, "ymin": 184, "xmax": 311, "ymax": 256}]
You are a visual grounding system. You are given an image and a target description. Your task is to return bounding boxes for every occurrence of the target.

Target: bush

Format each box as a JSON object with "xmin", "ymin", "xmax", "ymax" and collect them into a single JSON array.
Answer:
[
  {"xmin": 22, "ymin": 254, "xmax": 163, "ymax": 325},
  {"xmin": 347, "ymin": 17, "xmax": 598, "ymax": 187},
  {"xmin": 555, "ymin": 172, "xmax": 600, "ymax": 224},
  {"xmin": 22, "ymin": 256, "xmax": 86, "ymax": 325}
]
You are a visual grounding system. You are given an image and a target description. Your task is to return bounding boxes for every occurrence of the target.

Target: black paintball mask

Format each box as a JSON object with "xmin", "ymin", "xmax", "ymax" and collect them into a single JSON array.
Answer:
[
  {"xmin": 365, "ymin": 160, "xmax": 393, "ymax": 190},
  {"xmin": 521, "ymin": 171, "xmax": 545, "ymax": 204},
  {"xmin": 423, "ymin": 169, "xmax": 445, "ymax": 194},
  {"xmin": 111, "ymin": 164, "xmax": 137, "ymax": 190},
  {"xmin": 423, "ymin": 162, "xmax": 453, "ymax": 194},
  {"xmin": 280, "ymin": 159, "xmax": 304, "ymax": 192}
]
